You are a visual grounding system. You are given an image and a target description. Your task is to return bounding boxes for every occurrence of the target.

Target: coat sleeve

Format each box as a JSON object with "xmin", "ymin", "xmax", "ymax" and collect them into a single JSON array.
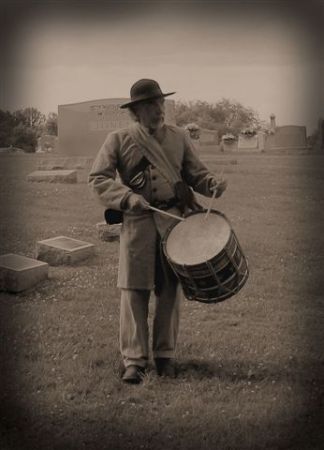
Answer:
[
  {"xmin": 181, "ymin": 133, "xmax": 217, "ymax": 197},
  {"xmin": 88, "ymin": 132, "xmax": 132, "ymax": 210}
]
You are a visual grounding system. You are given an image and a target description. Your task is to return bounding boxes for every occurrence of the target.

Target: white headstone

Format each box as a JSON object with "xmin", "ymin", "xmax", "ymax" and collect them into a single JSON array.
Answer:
[
  {"xmin": 96, "ymin": 222, "xmax": 121, "ymax": 242},
  {"xmin": 238, "ymin": 135, "xmax": 259, "ymax": 151}
]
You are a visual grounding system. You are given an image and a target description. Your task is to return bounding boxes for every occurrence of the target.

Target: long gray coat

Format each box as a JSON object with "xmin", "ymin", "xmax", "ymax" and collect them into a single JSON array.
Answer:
[{"xmin": 89, "ymin": 124, "xmax": 216, "ymax": 290}]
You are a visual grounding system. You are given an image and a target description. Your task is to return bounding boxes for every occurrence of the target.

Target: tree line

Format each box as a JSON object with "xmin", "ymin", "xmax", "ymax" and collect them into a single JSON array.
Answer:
[
  {"xmin": 174, "ymin": 98, "xmax": 262, "ymax": 138},
  {"xmin": 0, "ymin": 99, "xmax": 265, "ymax": 153},
  {"xmin": 0, "ymin": 108, "xmax": 57, "ymax": 153}
]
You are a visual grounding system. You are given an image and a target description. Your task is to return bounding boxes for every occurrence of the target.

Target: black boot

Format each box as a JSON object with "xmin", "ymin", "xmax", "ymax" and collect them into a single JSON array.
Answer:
[{"xmin": 155, "ymin": 358, "xmax": 177, "ymax": 378}]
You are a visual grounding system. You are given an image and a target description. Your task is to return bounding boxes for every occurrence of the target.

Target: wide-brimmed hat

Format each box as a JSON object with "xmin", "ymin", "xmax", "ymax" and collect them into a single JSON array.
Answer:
[{"xmin": 120, "ymin": 79, "xmax": 175, "ymax": 109}]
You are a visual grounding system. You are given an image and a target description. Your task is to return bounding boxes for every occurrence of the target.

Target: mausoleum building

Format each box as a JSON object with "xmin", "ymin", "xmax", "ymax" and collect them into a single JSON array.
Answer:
[{"xmin": 58, "ymin": 98, "xmax": 176, "ymax": 157}]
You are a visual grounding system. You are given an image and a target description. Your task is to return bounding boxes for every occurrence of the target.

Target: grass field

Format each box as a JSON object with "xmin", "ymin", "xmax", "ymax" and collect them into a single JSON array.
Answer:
[{"xmin": 0, "ymin": 149, "xmax": 323, "ymax": 450}]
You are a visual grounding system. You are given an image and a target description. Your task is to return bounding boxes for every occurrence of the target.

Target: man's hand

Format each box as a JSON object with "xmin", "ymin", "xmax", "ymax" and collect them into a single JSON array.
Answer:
[
  {"xmin": 209, "ymin": 178, "xmax": 228, "ymax": 198},
  {"xmin": 126, "ymin": 193, "xmax": 150, "ymax": 212}
]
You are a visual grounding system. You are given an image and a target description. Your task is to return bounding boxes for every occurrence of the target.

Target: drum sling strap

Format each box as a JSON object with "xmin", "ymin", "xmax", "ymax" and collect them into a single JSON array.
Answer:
[
  {"xmin": 129, "ymin": 123, "xmax": 182, "ymax": 296},
  {"xmin": 104, "ymin": 123, "xmax": 199, "ymax": 224},
  {"xmin": 129, "ymin": 123, "xmax": 198, "ymax": 213},
  {"xmin": 129, "ymin": 123, "xmax": 180, "ymax": 186}
]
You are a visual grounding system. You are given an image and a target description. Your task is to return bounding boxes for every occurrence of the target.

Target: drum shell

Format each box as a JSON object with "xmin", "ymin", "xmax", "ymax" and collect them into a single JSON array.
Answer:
[{"xmin": 162, "ymin": 210, "xmax": 249, "ymax": 304}]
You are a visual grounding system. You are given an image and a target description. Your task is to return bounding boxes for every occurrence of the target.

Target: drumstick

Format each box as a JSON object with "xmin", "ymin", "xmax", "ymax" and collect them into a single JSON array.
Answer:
[
  {"xmin": 205, "ymin": 188, "xmax": 217, "ymax": 220},
  {"xmin": 205, "ymin": 168, "xmax": 225, "ymax": 220},
  {"xmin": 148, "ymin": 205, "xmax": 185, "ymax": 221}
]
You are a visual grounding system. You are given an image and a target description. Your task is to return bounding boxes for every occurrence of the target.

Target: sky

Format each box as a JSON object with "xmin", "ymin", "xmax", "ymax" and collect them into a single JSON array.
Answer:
[{"xmin": 1, "ymin": 1, "xmax": 323, "ymax": 134}]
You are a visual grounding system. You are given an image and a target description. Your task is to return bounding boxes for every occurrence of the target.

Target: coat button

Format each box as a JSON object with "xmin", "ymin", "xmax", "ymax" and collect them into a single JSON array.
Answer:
[{"xmin": 152, "ymin": 188, "xmax": 157, "ymax": 193}]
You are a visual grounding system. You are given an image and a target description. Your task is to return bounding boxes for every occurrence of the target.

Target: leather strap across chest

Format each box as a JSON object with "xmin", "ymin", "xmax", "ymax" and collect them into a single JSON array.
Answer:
[{"xmin": 129, "ymin": 123, "xmax": 181, "ymax": 189}]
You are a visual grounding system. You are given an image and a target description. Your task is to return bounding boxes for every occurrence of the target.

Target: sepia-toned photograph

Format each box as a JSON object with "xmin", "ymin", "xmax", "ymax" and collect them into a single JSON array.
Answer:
[{"xmin": 1, "ymin": 1, "xmax": 323, "ymax": 449}]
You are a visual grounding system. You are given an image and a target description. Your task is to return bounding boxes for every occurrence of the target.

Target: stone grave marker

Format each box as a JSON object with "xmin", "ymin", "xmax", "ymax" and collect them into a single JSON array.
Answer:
[
  {"xmin": 318, "ymin": 118, "xmax": 324, "ymax": 150},
  {"xmin": 58, "ymin": 97, "xmax": 176, "ymax": 157},
  {"xmin": 36, "ymin": 157, "xmax": 94, "ymax": 171},
  {"xmin": 36, "ymin": 236, "xmax": 95, "ymax": 265},
  {"xmin": 96, "ymin": 222, "xmax": 121, "ymax": 242},
  {"xmin": 0, "ymin": 253, "xmax": 48, "ymax": 293},
  {"xmin": 27, "ymin": 170, "xmax": 78, "ymax": 183},
  {"xmin": 238, "ymin": 135, "xmax": 259, "ymax": 151}
]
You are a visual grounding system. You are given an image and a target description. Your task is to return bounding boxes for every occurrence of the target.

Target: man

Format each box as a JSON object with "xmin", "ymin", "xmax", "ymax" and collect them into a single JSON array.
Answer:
[{"xmin": 89, "ymin": 79, "xmax": 227, "ymax": 384}]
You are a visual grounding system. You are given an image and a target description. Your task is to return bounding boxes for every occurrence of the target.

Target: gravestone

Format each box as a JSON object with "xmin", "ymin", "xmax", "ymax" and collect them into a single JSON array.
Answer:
[
  {"xmin": 36, "ymin": 157, "xmax": 94, "ymax": 171},
  {"xmin": 36, "ymin": 236, "xmax": 95, "ymax": 265},
  {"xmin": 58, "ymin": 98, "xmax": 176, "ymax": 157},
  {"xmin": 238, "ymin": 135, "xmax": 259, "ymax": 151},
  {"xmin": 320, "ymin": 118, "xmax": 324, "ymax": 149},
  {"xmin": 27, "ymin": 170, "xmax": 78, "ymax": 183},
  {"xmin": 0, "ymin": 253, "xmax": 48, "ymax": 293},
  {"xmin": 200, "ymin": 128, "xmax": 219, "ymax": 145},
  {"xmin": 96, "ymin": 222, "xmax": 121, "ymax": 242},
  {"xmin": 312, "ymin": 118, "xmax": 324, "ymax": 151},
  {"xmin": 220, "ymin": 135, "xmax": 238, "ymax": 152},
  {"xmin": 265, "ymin": 125, "xmax": 307, "ymax": 150},
  {"xmin": 257, "ymin": 131, "xmax": 266, "ymax": 152}
]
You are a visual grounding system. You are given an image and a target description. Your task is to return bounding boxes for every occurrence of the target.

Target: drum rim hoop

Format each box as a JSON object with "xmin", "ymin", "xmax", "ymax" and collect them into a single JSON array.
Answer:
[
  {"xmin": 161, "ymin": 209, "xmax": 231, "ymax": 263},
  {"xmin": 184, "ymin": 264, "xmax": 249, "ymax": 303}
]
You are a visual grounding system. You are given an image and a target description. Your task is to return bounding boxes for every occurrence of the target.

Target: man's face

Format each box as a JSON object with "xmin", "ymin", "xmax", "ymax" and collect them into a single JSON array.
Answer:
[{"xmin": 134, "ymin": 97, "xmax": 165, "ymax": 132}]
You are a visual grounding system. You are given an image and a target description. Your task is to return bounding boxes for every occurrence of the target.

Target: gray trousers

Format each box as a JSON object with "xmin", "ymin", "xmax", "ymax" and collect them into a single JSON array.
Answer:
[{"xmin": 120, "ymin": 282, "xmax": 181, "ymax": 368}]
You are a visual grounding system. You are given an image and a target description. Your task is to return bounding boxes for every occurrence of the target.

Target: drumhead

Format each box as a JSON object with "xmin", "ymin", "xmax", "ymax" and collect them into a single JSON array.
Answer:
[{"xmin": 164, "ymin": 211, "xmax": 231, "ymax": 266}]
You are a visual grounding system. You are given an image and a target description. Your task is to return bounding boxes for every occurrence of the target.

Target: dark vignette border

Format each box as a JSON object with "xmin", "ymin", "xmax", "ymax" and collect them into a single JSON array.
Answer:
[{"xmin": 1, "ymin": 1, "xmax": 323, "ymax": 449}]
